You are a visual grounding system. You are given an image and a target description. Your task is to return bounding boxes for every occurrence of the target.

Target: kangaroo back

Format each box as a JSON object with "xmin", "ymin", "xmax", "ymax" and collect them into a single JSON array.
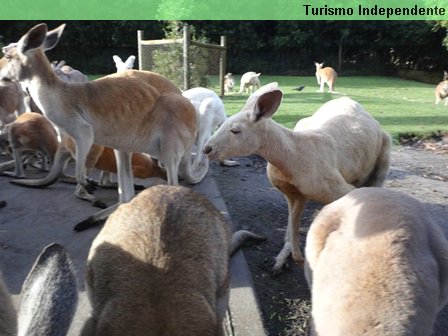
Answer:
[
  {"xmin": 82, "ymin": 185, "xmax": 232, "ymax": 336},
  {"xmin": 314, "ymin": 62, "xmax": 337, "ymax": 92},
  {"xmin": 305, "ymin": 188, "xmax": 448, "ymax": 336}
]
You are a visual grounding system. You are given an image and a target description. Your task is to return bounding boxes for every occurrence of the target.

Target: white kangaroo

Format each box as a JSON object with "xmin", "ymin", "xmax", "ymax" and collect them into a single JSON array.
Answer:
[
  {"xmin": 0, "ymin": 23, "xmax": 207, "ymax": 228},
  {"xmin": 204, "ymin": 83, "xmax": 391, "ymax": 272},
  {"xmin": 182, "ymin": 87, "xmax": 239, "ymax": 169},
  {"xmin": 238, "ymin": 72, "xmax": 261, "ymax": 94},
  {"xmin": 305, "ymin": 187, "xmax": 448, "ymax": 336},
  {"xmin": 81, "ymin": 184, "xmax": 264, "ymax": 335},
  {"xmin": 314, "ymin": 62, "xmax": 337, "ymax": 93},
  {"xmin": 113, "ymin": 55, "xmax": 136, "ymax": 72},
  {"xmin": 0, "ymin": 243, "xmax": 78, "ymax": 336}
]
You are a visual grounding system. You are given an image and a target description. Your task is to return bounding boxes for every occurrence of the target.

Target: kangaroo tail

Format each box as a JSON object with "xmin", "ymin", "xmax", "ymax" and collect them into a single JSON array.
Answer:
[
  {"xmin": 10, "ymin": 144, "xmax": 71, "ymax": 188},
  {"xmin": 230, "ymin": 230, "xmax": 266, "ymax": 256}
]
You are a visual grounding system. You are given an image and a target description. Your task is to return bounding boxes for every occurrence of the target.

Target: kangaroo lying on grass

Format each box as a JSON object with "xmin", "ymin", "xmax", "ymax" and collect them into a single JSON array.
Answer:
[
  {"xmin": 0, "ymin": 23, "xmax": 206, "ymax": 228},
  {"xmin": 314, "ymin": 62, "xmax": 337, "ymax": 93},
  {"xmin": 204, "ymin": 83, "xmax": 391, "ymax": 273},
  {"xmin": 0, "ymin": 112, "xmax": 58, "ymax": 178},
  {"xmin": 0, "ymin": 243, "xmax": 77, "ymax": 336},
  {"xmin": 305, "ymin": 187, "xmax": 448, "ymax": 336},
  {"xmin": 81, "ymin": 184, "xmax": 264, "ymax": 335}
]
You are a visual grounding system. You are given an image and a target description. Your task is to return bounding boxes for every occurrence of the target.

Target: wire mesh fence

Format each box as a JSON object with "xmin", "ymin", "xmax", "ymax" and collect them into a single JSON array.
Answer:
[{"xmin": 138, "ymin": 26, "xmax": 227, "ymax": 95}]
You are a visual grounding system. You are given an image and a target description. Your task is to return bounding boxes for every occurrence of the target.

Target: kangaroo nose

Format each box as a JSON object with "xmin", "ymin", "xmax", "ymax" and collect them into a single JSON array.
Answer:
[{"xmin": 203, "ymin": 145, "xmax": 212, "ymax": 155}]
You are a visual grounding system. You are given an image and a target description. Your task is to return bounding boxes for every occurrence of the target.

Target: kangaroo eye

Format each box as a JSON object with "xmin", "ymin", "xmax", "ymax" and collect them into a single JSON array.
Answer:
[{"xmin": 230, "ymin": 127, "xmax": 241, "ymax": 135}]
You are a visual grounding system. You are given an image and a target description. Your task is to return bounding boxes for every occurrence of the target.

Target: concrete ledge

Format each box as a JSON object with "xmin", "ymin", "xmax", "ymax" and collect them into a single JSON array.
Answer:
[{"xmin": 193, "ymin": 170, "xmax": 267, "ymax": 336}]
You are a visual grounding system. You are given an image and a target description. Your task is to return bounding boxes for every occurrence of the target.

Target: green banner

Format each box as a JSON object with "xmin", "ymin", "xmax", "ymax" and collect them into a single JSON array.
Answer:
[{"xmin": 1, "ymin": 0, "xmax": 447, "ymax": 20}]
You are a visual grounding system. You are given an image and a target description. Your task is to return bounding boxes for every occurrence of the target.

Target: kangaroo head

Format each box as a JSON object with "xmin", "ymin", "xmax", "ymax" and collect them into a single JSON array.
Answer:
[
  {"xmin": 203, "ymin": 82, "xmax": 282, "ymax": 161},
  {"xmin": 0, "ymin": 23, "xmax": 65, "ymax": 84}
]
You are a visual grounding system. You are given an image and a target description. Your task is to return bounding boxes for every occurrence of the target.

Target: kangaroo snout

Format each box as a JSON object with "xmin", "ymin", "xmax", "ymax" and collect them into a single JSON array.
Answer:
[{"xmin": 203, "ymin": 145, "xmax": 212, "ymax": 155}]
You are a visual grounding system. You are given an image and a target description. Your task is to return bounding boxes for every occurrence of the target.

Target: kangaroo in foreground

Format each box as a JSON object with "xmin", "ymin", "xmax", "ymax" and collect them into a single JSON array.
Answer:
[
  {"xmin": 238, "ymin": 72, "xmax": 261, "ymax": 94},
  {"xmin": 0, "ymin": 23, "xmax": 206, "ymax": 227},
  {"xmin": 0, "ymin": 112, "xmax": 58, "ymax": 178},
  {"xmin": 81, "ymin": 184, "xmax": 264, "ymax": 336},
  {"xmin": 435, "ymin": 71, "xmax": 448, "ymax": 105},
  {"xmin": 314, "ymin": 62, "xmax": 337, "ymax": 93},
  {"xmin": 305, "ymin": 187, "xmax": 448, "ymax": 336},
  {"xmin": 204, "ymin": 83, "xmax": 391, "ymax": 272},
  {"xmin": 0, "ymin": 243, "xmax": 78, "ymax": 336},
  {"xmin": 182, "ymin": 87, "xmax": 239, "ymax": 169}
]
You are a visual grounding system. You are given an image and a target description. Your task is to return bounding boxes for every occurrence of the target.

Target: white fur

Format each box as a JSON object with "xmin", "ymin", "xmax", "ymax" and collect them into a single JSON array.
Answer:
[
  {"xmin": 204, "ymin": 83, "xmax": 391, "ymax": 272},
  {"xmin": 238, "ymin": 71, "xmax": 261, "ymax": 94},
  {"xmin": 113, "ymin": 55, "xmax": 136, "ymax": 72},
  {"xmin": 224, "ymin": 73, "xmax": 234, "ymax": 93},
  {"xmin": 182, "ymin": 87, "xmax": 239, "ymax": 168},
  {"xmin": 305, "ymin": 187, "xmax": 448, "ymax": 336}
]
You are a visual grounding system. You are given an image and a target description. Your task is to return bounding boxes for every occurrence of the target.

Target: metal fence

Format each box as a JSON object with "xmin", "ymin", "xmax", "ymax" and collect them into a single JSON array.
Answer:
[{"xmin": 138, "ymin": 25, "xmax": 227, "ymax": 96}]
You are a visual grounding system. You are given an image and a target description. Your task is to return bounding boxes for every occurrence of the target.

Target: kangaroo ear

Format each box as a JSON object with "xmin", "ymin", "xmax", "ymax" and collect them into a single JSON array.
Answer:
[
  {"xmin": 249, "ymin": 83, "xmax": 282, "ymax": 122},
  {"xmin": 113, "ymin": 55, "xmax": 123, "ymax": 66},
  {"xmin": 42, "ymin": 24, "xmax": 65, "ymax": 51},
  {"xmin": 17, "ymin": 23, "xmax": 48, "ymax": 54},
  {"xmin": 124, "ymin": 55, "xmax": 136, "ymax": 69},
  {"xmin": 18, "ymin": 243, "xmax": 78, "ymax": 335}
]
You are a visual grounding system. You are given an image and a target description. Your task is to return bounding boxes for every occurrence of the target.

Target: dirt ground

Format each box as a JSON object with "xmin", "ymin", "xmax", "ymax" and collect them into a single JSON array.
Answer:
[{"xmin": 211, "ymin": 141, "xmax": 448, "ymax": 336}]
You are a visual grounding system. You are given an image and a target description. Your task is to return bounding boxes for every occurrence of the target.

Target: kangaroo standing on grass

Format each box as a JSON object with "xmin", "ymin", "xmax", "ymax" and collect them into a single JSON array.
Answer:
[
  {"xmin": 0, "ymin": 23, "xmax": 207, "ymax": 227},
  {"xmin": 314, "ymin": 62, "xmax": 337, "ymax": 93},
  {"xmin": 204, "ymin": 83, "xmax": 391, "ymax": 272},
  {"xmin": 0, "ymin": 243, "xmax": 78, "ymax": 336},
  {"xmin": 81, "ymin": 185, "xmax": 264, "ymax": 336},
  {"xmin": 435, "ymin": 71, "xmax": 448, "ymax": 105},
  {"xmin": 238, "ymin": 72, "xmax": 261, "ymax": 94},
  {"xmin": 305, "ymin": 187, "xmax": 448, "ymax": 336}
]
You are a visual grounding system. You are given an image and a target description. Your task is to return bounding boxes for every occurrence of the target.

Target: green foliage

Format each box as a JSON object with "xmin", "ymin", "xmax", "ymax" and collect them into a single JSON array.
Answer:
[{"xmin": 151, "ymin": 21, "xmax": 209, "ymax": 88}]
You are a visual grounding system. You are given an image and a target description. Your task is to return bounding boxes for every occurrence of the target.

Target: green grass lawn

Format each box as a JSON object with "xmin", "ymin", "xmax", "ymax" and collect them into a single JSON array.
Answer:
[
  {"xmin": 90, "ymin": 73, "xmax": 448, "ymax": 142},
  {"xmin": 213, "ymin": 75, "xmax": 448, "ymax": 142}
]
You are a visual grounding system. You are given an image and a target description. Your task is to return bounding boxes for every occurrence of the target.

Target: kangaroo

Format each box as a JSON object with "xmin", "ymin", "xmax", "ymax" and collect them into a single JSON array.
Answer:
[
  {"xmin": 305, "ymin": 187, "xmax": 448, "ymax": 336},
  {"xmin": 0, "ymin": 243, "xmax": 78, "ymax": 336},
  {"xmin": 0, "ymin": 23, "xmax": 207, "ymax": 228},
  {"xmin": 113, "ymin": 55, "xmax": 136, "ymax": 72},
  {"xmin": 314, "ymin": 62, "xmax": 337, "ymax": 93},
  {"xmin": 435, "ymin": 71, "xmax": 448, "ymax": 105},
  {"xmin": 0, "ymin": 83, "xmax": 26, "ymax": 127},
  {"xmin": 0, "ymin": 112, "xmax": 58, "ymax": 178},
  {"xmin": 182, "ymin": 87, "xmax": 239, "ymax": 169},
  {"xmin": 238, "ymin": 72, "xmax": 261, "ymax": 94},
  {"xmin": 81, "ymin": 184, "xmax": 264, "ymax": 335},
  {"xmin": 204, "ymin": 83, "xmax": 391, "ymax": 272},
  {"xmin": 224, "ymin": 73, "xmax": 234, "ymax": 94}
]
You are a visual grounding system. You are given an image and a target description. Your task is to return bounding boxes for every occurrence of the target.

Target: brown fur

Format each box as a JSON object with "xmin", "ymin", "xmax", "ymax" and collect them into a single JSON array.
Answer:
[
  {"xmin": 81, "ymin": 185, "xmax": 232, "ymax": 336},
  {"xmin": 0, "ymin": 83, "xmax": 25, "ymax": 126},
  {"xmin": 0, "ymin": 24, "xmax": 205, "ymax": 213},
  {"xmin": 306, "ymin": 187, "xmax": 448, "ymax": 336},
  {"xmin": 0, "ymin": 112, "xmax": 58, "ymax": 177},
  {"xmin": 314, "ymin": 62, "xmax": 337, "ymax": 92},
  {"xmin": 435, "ymin": 80, "xmax": 448, "ymax": 104}
]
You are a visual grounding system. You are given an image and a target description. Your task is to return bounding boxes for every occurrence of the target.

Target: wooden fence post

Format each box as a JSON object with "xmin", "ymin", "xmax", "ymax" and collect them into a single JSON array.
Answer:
[{"xmin": 220, "ymin": 36, "xmax": 227, "ymax": 97}]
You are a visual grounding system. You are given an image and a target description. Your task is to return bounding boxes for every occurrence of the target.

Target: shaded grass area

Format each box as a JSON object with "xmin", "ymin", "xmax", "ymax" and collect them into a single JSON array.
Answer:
[{"xmin": 213, "ymin": 75, "xmax": 448, "ymax": 141}]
